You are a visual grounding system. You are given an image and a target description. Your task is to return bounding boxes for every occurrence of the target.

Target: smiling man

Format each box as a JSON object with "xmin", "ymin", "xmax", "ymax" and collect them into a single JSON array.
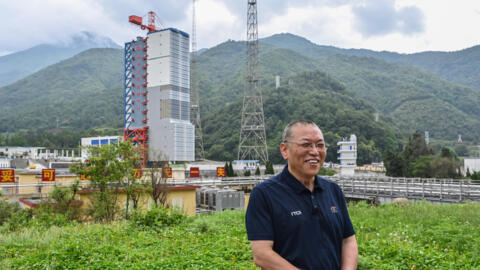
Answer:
[{"xmin": 245, "ymin": 120, "xmax": 358, "ymax": 270}]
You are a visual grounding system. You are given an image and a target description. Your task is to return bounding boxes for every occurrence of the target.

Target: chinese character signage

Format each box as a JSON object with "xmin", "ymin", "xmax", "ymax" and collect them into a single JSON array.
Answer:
[
  {"xmin": 80, "ymin": 174, "xmax": 90, "ymax": 181},
  {"xmin": 0, "ymin": 169, "xmax": 15, "ymax": 183},
  {"xmin": 190, "ymin": 167, "xmax": 200, "ymax": 178},
  {"xmin": 216, "ymin": 167, "xmax": 226, "ymax": 177},
  {"xmin": 133, "ymin": 168, "xmax": 142, "ymax": 178},
  {"xmin": 163, "ymin": 167, "xmax": 172, "ymax": 178},
  {"xmin": 42, "ymin": 169, "xmax": 56, "ymax": 182}
]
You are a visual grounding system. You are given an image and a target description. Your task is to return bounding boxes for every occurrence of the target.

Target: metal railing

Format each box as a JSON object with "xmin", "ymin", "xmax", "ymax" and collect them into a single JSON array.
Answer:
[{"xmin": 330, "ymin": 176, "xmax": 480, "ymax": 203}]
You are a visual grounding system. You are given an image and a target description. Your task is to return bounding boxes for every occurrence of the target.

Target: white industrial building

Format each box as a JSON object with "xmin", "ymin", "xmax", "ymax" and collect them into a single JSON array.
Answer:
[
  {"xmin": 337, "ymin": 134, "xmax": 357, "ymax": 176},
  {"xmin": 124, "ymin": 28, "xmax": 194, "ymax": 163},
  {"xmin": 0, "ymin": 147, "xmax": 43, "ymax": 159},
  {"xmin": 146, "ymin": 28, "xmax": 194, "ymax": 162},
  {"xmin": 80, "ymin": 136, "xmax": 120, "ymax": 161},
  {"xmin": 464, "ymin": 158, "xmax": 480, "ymax": 176}
]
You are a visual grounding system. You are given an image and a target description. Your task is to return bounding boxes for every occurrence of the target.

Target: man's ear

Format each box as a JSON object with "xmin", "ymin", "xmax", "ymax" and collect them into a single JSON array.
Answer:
[{"xmin": 280, "ymin": 142, "xmax": 288, "ymax": 160}]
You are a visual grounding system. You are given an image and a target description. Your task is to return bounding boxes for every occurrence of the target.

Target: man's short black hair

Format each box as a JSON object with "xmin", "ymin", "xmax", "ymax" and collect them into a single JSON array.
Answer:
[{"xmin": 281, "ymin": 120, "xmax": 320, "ymax": 142}]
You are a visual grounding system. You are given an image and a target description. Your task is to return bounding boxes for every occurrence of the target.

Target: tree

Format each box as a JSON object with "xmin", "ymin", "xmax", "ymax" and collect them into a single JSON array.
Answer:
[
  {"xmin": 265, "ymin": 160, "xmax": 274, "ymax": 175},
  {"xmin": 454, "ymin": 144, "xmax": 469, "ymax": 157},
  {"xmin": 244, "ymin": 170, "xmax": 251, "ymax": 176},
  {"xmin": 224, "ymin": 161, "xmax": 230, "ymax": 176},
  {"xmin": 225, "ymin": 161, "xmax": 236, "ymax": 177},
  {"xmin": 440, "ymin": 147, "xmax": 456, "ymax": 160},
  {"xmin": 383, "ymin": 150, "xmax": 404, "ymax": 177},
  {"xmin": 410, "ymin": 155, "xmax": 434, "ymax": 178},
  {"xmin": 70, "ymin": 141, "xmax": 139, "ymax": 223},
  {"xmin": 48, "ymin": 180, "xmax": 82, "ymax": 221},
  {"xmin": 147, "ymin": 160, "xmax": 170, "ymax": 208},
  {"xmin": 255, "ymin": 166, "xmax": 261, "ymax": 176}
]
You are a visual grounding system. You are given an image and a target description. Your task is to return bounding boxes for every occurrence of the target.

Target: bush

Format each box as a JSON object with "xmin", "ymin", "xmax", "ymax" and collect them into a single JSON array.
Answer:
[
  {"xmin": 0, "ymin": 200, "xmax": 22, "ymax": 226},
  {"xmin": 0, "ymin": 202, "xmax": 33, "ymax": 232},
  {"xmin": 318, "ymin": 166, "xmax": 336, "ymax": 176},
  {"xmin": 471, "ymin": 171, "xmax": 480, "ymax": 183},
  {"xmin": 129, "ymin": 206, "xmax": 186, "ymax": 230},
  {"xmin": 32, "ymin": 204, "xmax": 71, "ymax": 228}
]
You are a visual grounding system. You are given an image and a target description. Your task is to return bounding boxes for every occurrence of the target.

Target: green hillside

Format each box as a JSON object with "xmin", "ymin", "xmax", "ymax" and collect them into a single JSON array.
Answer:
[
  {"xmin": 262, "ymin": 33, "xmax": 480, "ymax": 91},
  {"xmin": 196, "ymin": 40, "xmax": 320, "ymax": 114},
  {"xmin": 315, "ymin": 54, "xmax": 480, "ymax": 141},
  {"xmin": 0, "ymin": 48, "xmax": 123, "ymax": 133},
  {"xmin": 2, "ymin": 34, "xmax": 480, "ymax": 162},
  {"xmin": 198, "ymin": 38, "xmax": 480, "ymax": 143},
  {"xmin": 202, "ymin": 70, "xmax": 398, "ymax": 164}
]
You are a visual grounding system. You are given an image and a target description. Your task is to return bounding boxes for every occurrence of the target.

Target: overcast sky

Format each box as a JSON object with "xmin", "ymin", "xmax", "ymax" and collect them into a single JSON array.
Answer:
[{"xmin": 1, "ymin": 0, "xmax": 480, "ymax": 56}]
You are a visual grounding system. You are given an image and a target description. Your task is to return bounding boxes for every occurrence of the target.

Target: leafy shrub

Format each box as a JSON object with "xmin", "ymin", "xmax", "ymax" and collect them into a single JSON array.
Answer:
[
  {"xmin": 471, "ymin": 171, "xmax": 480, "ymax": 182},
  {"xmin": 50, "ymin": 185, "xmax": 82, "ymax": 221},
  {"xmin": 130, "ymin": 206, "xmax": 186, "ymax": 230},
  {"xmin": 0, "ymin": 200, "xmax": 22, "ymax": 226},
  {"xmin": 0, "ymin": 202, "xmax": 33, "ymax": 232},
  {"xmin": 318, "ymin": 166, "xmax": 336, "ymax": 176}
]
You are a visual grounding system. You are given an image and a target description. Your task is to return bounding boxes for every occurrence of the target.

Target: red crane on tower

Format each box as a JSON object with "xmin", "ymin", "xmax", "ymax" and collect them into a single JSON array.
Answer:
[{"xmin": 128, "ymin": 11, "xmax": 162, "ymax": 33}]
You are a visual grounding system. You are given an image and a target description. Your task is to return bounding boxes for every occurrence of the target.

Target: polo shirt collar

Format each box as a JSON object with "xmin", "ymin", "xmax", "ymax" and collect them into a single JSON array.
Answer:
[{"xmin": 280, "ymin": 165, "xmax": 324, "ymax": 194}]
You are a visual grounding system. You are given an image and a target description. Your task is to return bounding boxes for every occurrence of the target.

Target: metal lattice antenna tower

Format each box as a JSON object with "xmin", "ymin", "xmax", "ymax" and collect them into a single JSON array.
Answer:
[
  {"xmin": 190, "ymin": 0, "xmax": 205, "ymax": 160},
  {"xmin": 238, "ymin": 0, "xmax": 268, "ymax": 163}
]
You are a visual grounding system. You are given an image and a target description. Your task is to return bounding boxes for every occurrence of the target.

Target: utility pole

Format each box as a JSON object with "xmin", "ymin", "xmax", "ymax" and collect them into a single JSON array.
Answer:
[
  {"xmin": 238, "ymin": 0, "xmax": 269, "ymax": 163},
  {"xmin": 190, "ymin": 0, "xmax": 206, "ymax": 160}
]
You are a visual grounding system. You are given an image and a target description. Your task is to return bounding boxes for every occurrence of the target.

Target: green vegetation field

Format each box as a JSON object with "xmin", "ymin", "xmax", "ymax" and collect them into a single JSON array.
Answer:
[{"xmin": 1, "ymin": 202, "xmax": 479, "ymax": 269}]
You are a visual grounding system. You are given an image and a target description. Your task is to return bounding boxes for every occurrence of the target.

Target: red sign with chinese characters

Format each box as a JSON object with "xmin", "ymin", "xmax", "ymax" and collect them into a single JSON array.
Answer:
[
  {"xmin": 0, "ymin": 169, "xmax": 15, "ymax": 183},
  {"xmin": 163, "ymin": 167, "xmax": 172, "ymax": 178},
  {"xmin": 42, "ymin": 169, "xmax": 56, "ymax": 182},
  {"xmin": 190, "ymin": 167, "xmax": 200, "ymax": 178},
  {"xmin": 216, "ymin": 167, "xmax": 226, "ymax": 177}
]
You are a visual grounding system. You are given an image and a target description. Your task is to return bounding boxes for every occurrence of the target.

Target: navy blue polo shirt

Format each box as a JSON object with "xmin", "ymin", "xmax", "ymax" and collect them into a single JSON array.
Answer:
[{"xmin": 245, "ymin": 166, "xmax": 355, "ymax": 270}]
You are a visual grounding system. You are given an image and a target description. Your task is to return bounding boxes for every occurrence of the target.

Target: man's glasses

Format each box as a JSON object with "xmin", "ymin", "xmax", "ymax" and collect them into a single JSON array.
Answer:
[{"xmin": 284, "ymin": 140, "xmax": 328, "ymax": 151}]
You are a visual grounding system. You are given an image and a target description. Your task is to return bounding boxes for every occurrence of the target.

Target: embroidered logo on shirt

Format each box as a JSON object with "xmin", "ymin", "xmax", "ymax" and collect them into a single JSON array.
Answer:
[
  {"xmin": 290, "ymin": 210, "xmax": 302, "ymax": 216},
  {"xmin": 330, "ymin": 206, "xmax": 338, "ymax": 213}
]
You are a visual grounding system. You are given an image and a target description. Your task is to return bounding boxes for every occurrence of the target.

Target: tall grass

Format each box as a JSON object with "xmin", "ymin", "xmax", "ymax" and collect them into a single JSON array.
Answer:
[{"xmin": 0, "ymin": 202, "xmax": 479, "ymax": 269}]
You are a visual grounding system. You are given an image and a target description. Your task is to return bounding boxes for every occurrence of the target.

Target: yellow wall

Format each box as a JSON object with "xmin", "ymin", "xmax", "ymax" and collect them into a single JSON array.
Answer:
[
  {"xmin": 78, "ymin": 187, "xmax": 198, "ymax": 217},
  {"xmin": 4, "ymin": 173, "xmax": 82, "ymax": 196}
]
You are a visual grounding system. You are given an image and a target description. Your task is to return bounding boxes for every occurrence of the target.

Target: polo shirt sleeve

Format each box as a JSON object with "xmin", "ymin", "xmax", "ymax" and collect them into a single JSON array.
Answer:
[
  {"xmin": 337, "ymin": 187, "xmax": 355, "ymax": 238},
  {"xmin": 245, "ymin": 186, "xmax": 274, "ymax": 241}
]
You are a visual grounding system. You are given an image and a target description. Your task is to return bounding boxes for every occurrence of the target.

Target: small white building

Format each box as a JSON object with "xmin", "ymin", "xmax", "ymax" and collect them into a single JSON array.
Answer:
[
  {"xmin": 233, "ymin": 160, "xmax": 260, "ymax": 171},
  {"xmin": 337, "ymin": 134, "xmax": 357, "ymax": 176},
  {"xmin": 80, "ymin": 136, "xmax": 121, "ymax": 161},
  {"xmin": 0, "ymin": 147, "xmax": 43, "ymax": 159},
  {"xmin": 0, "ymin": 157, "xmax": 11, "ymax": 168},
  {"xmin": 463, "ymin": 158, "xmax": 480, "ymax": 176}
]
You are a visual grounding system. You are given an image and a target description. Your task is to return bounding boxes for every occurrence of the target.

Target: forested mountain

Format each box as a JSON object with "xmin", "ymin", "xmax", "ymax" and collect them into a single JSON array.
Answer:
[
  {"xmin": 0, "ymin": 32, "xmax": 121, "ymax": 87},
  {"xmin": 262, "ymin": 33, "xmax": 480, "ymax": 91},
  {"xmin": 2, "ymin": 33, "xmax": 480, "ymax": 163},
  {"xmin": 315, "ymin": 55, "xmax": 480, "ymax": 141},
  {"xmin": 198, "ymin": 39, "xmax": 480, "ymax": 142},
  {"xmin": 0, "ymin": 48, "xmax": 123, "ymax": 133},
  {"xmin": 202, "ymin": 70, "xmax": 398, "ymax": 164}
]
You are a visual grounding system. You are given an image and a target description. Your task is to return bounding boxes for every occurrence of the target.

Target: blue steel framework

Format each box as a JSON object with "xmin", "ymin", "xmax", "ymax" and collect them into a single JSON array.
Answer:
[{"xmin": 124, "ymin": 38, "xmax": 149, "ymax": 167}]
